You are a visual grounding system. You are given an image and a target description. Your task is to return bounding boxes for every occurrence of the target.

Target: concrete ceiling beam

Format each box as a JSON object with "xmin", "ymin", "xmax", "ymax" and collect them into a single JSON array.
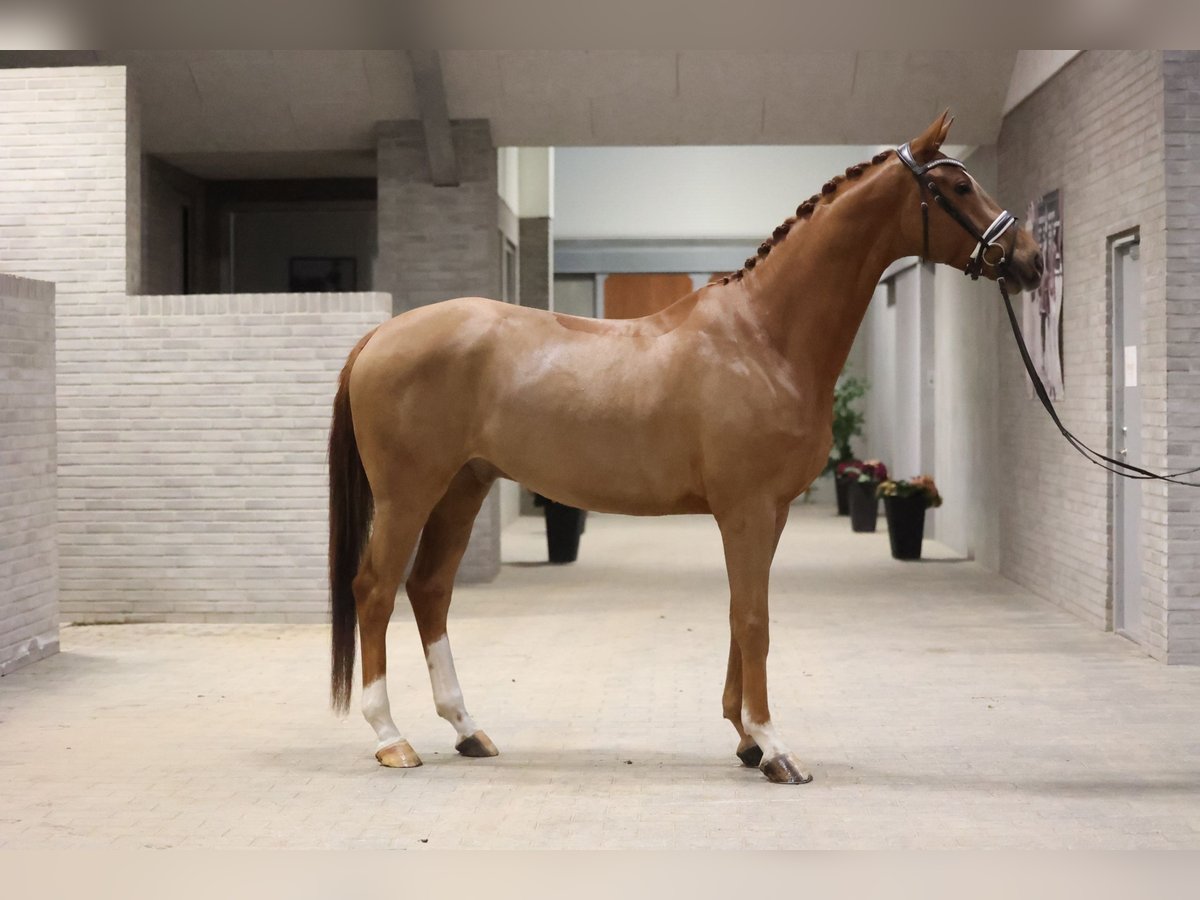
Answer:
[{"xmin": 408, "ymin": 50, "xmax": 460, "ymax": 187}]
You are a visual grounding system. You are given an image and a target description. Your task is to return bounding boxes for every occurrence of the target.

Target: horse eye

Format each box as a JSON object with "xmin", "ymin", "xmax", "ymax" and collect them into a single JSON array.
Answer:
[{"xmin": 955, "ymin": 182, "xmax": 972, "ymax": 196}]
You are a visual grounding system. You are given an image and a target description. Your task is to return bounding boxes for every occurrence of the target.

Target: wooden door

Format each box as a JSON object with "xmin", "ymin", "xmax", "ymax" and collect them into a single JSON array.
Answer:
[{"xmin": 603, "ymin": 273, "xmax": 694, "ymax": 319}]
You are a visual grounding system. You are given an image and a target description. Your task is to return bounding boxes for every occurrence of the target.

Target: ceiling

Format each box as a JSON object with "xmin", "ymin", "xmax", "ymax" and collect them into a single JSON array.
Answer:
[{"xmin": 0, "ymin": 50, "xmax": 1018, "ymax": 179}]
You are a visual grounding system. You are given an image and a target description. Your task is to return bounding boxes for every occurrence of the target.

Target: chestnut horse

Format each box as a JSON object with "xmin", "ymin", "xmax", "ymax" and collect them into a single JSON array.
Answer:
[{"xmin": 328, "ymin": 113, "xmax": 1043, "ymax": 783}]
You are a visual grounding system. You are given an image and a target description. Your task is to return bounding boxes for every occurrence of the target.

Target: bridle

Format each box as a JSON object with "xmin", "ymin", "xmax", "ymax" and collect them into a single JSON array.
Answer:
[
  {"xmin": 897, "ymin": 141, "xmax": 1018, "ymax": 280},
  {"xmin": 894, "ymin": 142, "xmax": 1200, "ymax": 486}
]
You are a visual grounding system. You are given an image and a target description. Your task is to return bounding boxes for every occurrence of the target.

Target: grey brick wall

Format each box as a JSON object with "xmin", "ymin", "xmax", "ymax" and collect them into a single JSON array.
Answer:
[
  {"xmin": 1163, "ymin": 52, "xmax": 1200, "ymax": 663},
  {"xmin": 996, "ymin": 51, "xmax": 1170, "ymax": 656},
  {"xmin": 376, "ymin": 120, "xmax": 501, "ymax": 316},
  {"xmin": 58, "ymin": 292, "xmax": 392, "ymax": 623},
  {"xmin": 519, "ymin": 216, "xmax": 552, "ymax": 311},
  {"xmin": 376, "ymin": 119, "xmax": 502, "ymax": 583},
  {"xmin": 1, "ymin": 273, "xmax": 58, "ymax": 674}
]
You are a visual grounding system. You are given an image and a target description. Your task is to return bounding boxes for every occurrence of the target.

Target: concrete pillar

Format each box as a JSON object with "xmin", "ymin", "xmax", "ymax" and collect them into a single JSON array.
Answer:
[
  {"xmin": 377, "ymin": 120, "xmax": 501, "ymax": 315},
  {"xmin": 376, "ymin": 119, "xmax": 501, "ymax": 583}
]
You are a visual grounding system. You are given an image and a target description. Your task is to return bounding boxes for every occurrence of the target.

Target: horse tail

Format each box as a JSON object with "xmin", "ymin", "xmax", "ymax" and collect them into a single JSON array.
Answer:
[{"xmin": 328, "ymin": 327, "xmax": 378, "ymax": 715}]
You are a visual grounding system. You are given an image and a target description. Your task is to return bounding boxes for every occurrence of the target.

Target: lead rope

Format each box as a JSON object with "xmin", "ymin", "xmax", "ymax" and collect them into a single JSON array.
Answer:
[{"xmin": 997, "ymin": 276, "xmax": 1200, "ymax": 486}]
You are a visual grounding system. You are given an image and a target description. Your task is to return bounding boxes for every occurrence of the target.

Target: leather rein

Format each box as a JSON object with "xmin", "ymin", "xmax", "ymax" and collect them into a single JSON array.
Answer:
[{"xmin": 896, "ymin": 142, "xmax": 1200, "ymax": 486}]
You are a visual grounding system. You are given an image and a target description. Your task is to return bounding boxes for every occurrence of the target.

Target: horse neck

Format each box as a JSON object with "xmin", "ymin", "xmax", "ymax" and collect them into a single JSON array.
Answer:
[{"xmin": 740, "ymin": 166, "xmax": 909, "ymax": 391}]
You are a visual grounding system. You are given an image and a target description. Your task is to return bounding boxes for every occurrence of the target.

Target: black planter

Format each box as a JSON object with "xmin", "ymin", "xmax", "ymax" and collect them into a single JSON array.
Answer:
[
  {"xmin": 835, "ymin": 476, "xmax": 851, "ymax": 516},
  {"xmin": 848, "ymin": 481, "xmax": 879, "ymax": 533},
  {"xmin": 884, "ymin": 494, "xmax": 928, "ymax": 560},
  {"xmin": 544, "ymin": 501, "xmax": 586, "ymax": 564}
]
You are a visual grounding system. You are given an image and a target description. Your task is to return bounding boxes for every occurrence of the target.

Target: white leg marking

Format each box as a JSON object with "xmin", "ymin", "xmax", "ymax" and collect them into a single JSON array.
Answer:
[
  {"xmin": 362, "ymin": 677, "xmax": 404, "ymax": 752},
  {"xmin": 742, "ymin": 705, "xmax": 789, "ymax": 761},
  {"xmin": 426, "ymin": 635, "xmax": 478, "ymax": 740}
]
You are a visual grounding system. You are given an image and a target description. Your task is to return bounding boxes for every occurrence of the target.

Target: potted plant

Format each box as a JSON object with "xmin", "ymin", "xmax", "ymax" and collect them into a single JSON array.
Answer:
[
  {"xmin": 843, "ymin": 460, "xmax": 888, "ymax": 533},
  {"xmin": 877, "ymin": 475, "xmax": 943, "ymax": 560},
  {"xmin": 825, "ymin": 375, "xmax": 868, "ymax": 516},
  {"xmin": 533, "ymin": 494, "xmax": 587, "ymax": 564},
  {"xmin": 834, "ymin": 459, "xmax": 862, "ymax": 516}
]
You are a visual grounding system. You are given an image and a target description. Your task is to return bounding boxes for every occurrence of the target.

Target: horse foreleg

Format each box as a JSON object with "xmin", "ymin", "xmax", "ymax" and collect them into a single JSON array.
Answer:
[
  {"xmin": 717, "ymin": 501, "xmax": 811, "ymax": 785},
  {"xmin": 407, "ymin": 465, "xmax": 499, "ymax": 758},
  {"xmin": 724, "ymin": 638, "xmax": 761, "ymax": 767},
  {"xmin": 356, "ymin": 501, "xmax": 425, "ymax": 768},
  {"xmin": 723, "ymin": 505, "xmax": 791, "ymax": 770}
]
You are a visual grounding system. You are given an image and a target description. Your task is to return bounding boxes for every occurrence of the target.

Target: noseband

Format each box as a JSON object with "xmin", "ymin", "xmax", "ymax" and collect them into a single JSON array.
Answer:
[{"xmin": 896, "ymin": 142, "xmax": 1018, "ymax": 280}]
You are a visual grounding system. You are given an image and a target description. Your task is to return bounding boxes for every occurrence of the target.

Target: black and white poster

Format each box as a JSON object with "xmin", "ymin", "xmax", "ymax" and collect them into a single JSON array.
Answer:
[{"xmin": 1024, "ymin": 190, "xmax": 1064, "ymax": 399}]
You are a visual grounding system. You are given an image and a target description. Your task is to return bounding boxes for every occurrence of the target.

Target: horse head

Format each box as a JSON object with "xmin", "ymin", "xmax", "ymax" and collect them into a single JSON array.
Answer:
[{"xmin": 901, "ymin": 111, "xmax": 1044, "ymax": 293}]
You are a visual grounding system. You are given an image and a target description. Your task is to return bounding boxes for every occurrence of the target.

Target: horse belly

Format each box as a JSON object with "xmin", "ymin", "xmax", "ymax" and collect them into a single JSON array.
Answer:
[{"xmin": 481, "ymin": 386, "xmax": 707, "ymax": 515}]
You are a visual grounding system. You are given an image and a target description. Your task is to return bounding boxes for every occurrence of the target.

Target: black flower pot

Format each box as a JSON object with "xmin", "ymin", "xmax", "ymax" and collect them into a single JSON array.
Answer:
[
  {"xmin": 848, "ymin": 481, "xmax": 879, "ymax": 533},
  {"xmin": 544, "ymin": 500, "xmax": 586, "ymax": 564},
  {"xmin": 835, "ymin": 476, "xmax": 851, "ymax": 516},
  {"xmin": 884, "ymin": 494, "xmax": 927, "ymax": 560}
]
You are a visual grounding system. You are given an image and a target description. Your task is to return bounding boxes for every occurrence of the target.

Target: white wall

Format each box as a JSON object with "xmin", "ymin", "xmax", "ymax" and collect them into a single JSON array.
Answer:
[
  {"xmin": 555, "ymin": 145, "xmax": 878, "ymax": 239},
  {"xmin": 0, "ymin": 273, "xmax": 58, "ymax": 674},
  {"xmin": 497, "ymin": 146, "xmax": 520, "ymax": 212},
  {"xmin": 517, "ymin": 147, "xmax": 554, "ymax": 218},
  {"xmin": 62, "ymin": 292, "xmax": 392, "ymax": 623},
  {"xmin": 931, "ymin": 145, "xmax": 1002, "ymax": 569},
  {"xmin": 864, "ymin": 263, "xmax": 933, "ymax": 482},
  {"xmin": 864, "ymin": 283, "xmax": 897, "ymax": 468}
]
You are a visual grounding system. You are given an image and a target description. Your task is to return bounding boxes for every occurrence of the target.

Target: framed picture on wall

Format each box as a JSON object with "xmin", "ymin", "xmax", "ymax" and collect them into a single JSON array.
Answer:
[
  {"xmin": 1024, "ymin": 190, "xmax": 1063, "ymax": 399},
  {"xmin": 288, "ymin": 257, "xmax": 357, "ymax": 293}
]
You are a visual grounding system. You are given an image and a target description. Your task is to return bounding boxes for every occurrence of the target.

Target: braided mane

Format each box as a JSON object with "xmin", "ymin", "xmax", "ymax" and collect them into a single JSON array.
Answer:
[{"xmin": 716, "ymin": 149, "xmax": 894, "ymax": 285}]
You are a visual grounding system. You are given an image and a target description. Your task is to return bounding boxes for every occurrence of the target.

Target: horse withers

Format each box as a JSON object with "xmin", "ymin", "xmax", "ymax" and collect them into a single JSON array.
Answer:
[{"xmin": 328, "ymin": 112, "xmax": 1043, "ymax": 784}]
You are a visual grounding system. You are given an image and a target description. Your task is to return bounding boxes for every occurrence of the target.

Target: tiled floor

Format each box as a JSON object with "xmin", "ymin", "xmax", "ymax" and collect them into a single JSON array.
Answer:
[{"xmin": 4, "ymin": 504, "xmax": 1200, "ymax": 848}]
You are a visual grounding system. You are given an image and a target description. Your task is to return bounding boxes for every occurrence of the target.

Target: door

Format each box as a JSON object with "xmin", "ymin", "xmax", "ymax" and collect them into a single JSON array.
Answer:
[
  {"xmin": 603, "ymin": 274, "xmax": 694, "ymax": 319},
  {"xmin": 1112, "ymin": 236, "xmax": 1142, "ymax": 641}
]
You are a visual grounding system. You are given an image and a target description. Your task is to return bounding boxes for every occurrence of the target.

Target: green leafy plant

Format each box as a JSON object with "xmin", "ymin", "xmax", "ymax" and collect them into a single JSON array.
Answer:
[{"xmin": 826, "ymin": 375, "xmax": 868, "ymax": 474}]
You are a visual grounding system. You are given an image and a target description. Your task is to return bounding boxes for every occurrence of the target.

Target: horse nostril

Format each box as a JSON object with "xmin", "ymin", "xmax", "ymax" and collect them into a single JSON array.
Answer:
[{"xmin": 1033, "ymin": 252, "xmax": 1045, "ymax": 276}]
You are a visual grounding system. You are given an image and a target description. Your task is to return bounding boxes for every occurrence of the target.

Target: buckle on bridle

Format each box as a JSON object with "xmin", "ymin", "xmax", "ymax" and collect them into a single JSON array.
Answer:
[{"xmin": 981, "ymin": 242, "xmax": 1007, "ymax": 268}]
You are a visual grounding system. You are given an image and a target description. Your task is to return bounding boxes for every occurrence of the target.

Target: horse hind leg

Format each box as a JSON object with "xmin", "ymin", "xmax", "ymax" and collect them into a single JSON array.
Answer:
[
  {"xmin": 406, "ymin": 464, "xmax": 499, "ymax": 758},
  {"xmin": 356, "ymin": 499, "xmax": 428, "ymax": 768}
]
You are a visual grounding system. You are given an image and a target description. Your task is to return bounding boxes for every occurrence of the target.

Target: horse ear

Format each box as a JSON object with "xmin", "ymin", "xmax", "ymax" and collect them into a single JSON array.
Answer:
[{"xmin": 909, "ymin": 109, "xmax": 954, "ymax": 161}]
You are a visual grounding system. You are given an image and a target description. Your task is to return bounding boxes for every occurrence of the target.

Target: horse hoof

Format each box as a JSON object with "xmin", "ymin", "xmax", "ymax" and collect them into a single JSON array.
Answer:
[
  {"xmin": 376, "ymin": 740, "xmax": 422, "ymax": 768},
  {"xmin": 761, "ymin": 753, "xmax": 813, "ymax": 785},
  {"xmin": 736, "ymin": 742, "xmax": 763, "ymax": 768},
  {"xmin": 455, "ymin": 730, "xmax": 499, "ymax": 758}
]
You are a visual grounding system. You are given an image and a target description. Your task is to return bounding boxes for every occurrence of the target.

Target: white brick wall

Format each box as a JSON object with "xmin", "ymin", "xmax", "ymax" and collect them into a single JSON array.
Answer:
[
  {"xmin": 1, "ymin": 273, "xmax": 58, "ymax": 674},
  {"xmin": 57, "ymin": 292, "xmax": 392, "ymax": 622},
  {"xmin": 997, "ymin": 51, "xmax": 1171, "ymax": 656},
  {"xmin": 0, "ymin": 67, "xmax": 134, "ymax": 301},
  {"xmin": 0, "ymin": 67, "xmax": 399, "ymax": 622}
]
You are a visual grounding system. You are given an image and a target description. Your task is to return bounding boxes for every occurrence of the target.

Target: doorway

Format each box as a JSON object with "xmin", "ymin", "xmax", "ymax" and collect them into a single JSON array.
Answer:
[{"xmin": 1111, "ymin": 233, "xmax": 1142, "ymax": 642}]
